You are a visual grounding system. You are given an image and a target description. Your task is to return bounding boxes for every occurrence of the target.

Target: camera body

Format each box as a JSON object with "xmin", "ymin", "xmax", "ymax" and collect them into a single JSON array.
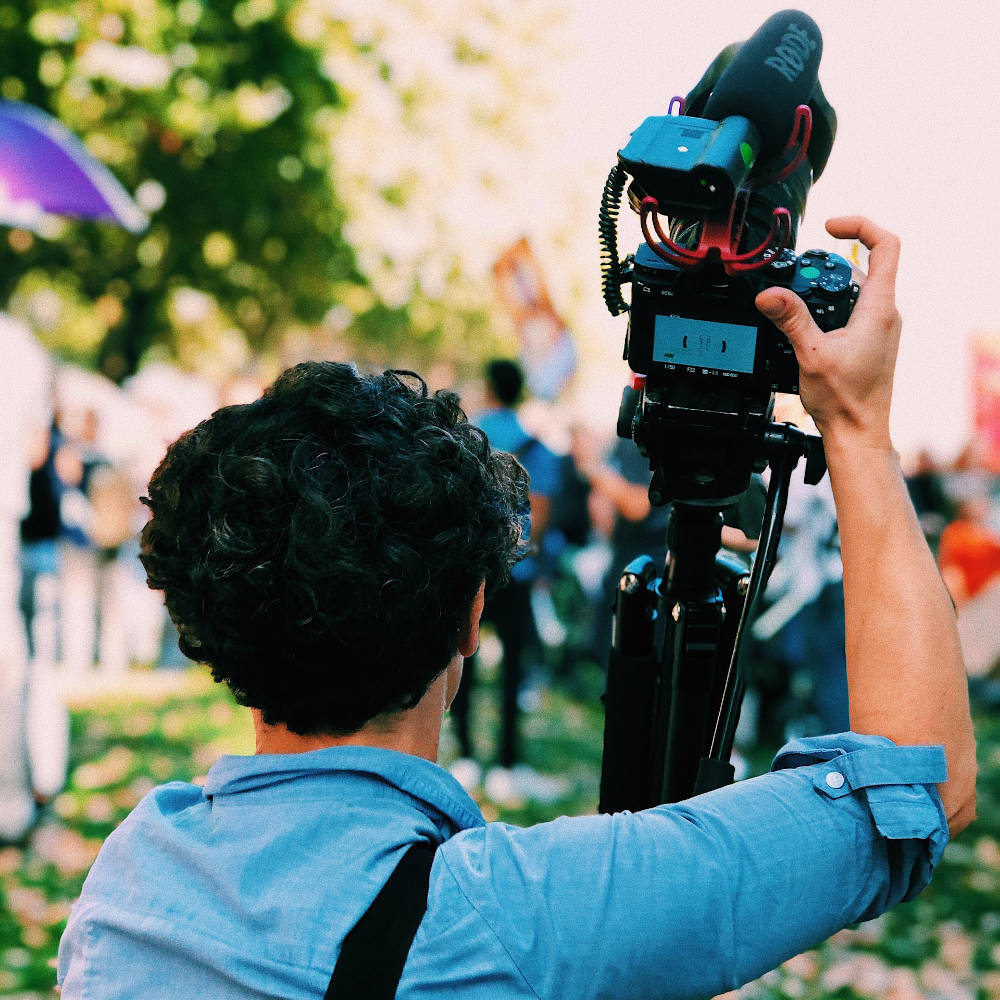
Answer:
[
  {"xmin": 617, "ymin": 244, "xmax": 857, "ymax": 506},
  {"xmin": 625, "ymin": 242, "xmax": 859, "ymax": 396}
]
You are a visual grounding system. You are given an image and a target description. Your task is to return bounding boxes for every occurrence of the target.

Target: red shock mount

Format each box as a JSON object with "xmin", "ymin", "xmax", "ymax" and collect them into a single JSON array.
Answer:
[{"xmin": 640, "ymin": 99, "xmax": 813, "ymax": 276}]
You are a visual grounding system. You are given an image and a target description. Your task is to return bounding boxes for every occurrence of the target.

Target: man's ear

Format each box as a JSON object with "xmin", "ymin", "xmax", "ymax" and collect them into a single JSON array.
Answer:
[{"xmin": 458, "ymin": 580, "xmax": 486, "ymax": 657}]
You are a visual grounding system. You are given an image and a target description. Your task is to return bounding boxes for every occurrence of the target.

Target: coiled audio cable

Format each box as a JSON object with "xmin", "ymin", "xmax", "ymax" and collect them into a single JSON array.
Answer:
[{"xmin": 598, "ymin": 163, "xmax": 631, "ymax": 317}]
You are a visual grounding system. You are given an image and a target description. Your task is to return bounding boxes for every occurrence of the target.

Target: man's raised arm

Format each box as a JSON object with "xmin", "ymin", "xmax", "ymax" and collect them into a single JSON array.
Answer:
[{"xmin": 756, "ymin": 216, "xmax": 977, "ymax": 835}]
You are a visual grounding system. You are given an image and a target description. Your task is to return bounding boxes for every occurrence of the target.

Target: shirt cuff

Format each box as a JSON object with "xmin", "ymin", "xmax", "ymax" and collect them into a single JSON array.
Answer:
[{"xmin": 771, "ymin": 732, "xmax": 950, "ymax": 887}]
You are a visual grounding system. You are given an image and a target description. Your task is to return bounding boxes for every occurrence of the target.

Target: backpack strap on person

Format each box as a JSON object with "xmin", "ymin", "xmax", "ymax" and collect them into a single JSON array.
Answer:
[
  {"xmin": 513, "ymin": 435, "xmax": 540, "ymax": 462},
  {"xmin": 324, "ymin": 841, "xmax": 437, "ymax": 999}
]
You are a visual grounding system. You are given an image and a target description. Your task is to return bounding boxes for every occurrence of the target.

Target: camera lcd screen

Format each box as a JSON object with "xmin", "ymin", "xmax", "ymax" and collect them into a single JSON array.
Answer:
[{"xmin": 652, "ymin": 315, "xmax": 757, "ymax": 374}]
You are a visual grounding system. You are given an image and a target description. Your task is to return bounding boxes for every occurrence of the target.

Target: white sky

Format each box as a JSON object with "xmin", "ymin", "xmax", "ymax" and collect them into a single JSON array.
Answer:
[{"xmin": 509, "ymin": 1, "xmax": 1000, "ymax": 463}]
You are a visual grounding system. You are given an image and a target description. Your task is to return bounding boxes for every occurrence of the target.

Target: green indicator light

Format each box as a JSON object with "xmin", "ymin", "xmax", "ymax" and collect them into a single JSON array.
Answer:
[
  {"xmin": 800, "ymin": 266, "xmax": 821, "ymax": 279},
  {"xmin": 740, "ymin": 142, "xmax": 756, "ymax": 169}
]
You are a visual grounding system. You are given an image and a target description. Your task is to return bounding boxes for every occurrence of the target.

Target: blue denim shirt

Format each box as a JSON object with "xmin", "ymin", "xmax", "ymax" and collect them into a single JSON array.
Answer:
[{"xmin": 58, "ymin": 733, "xmax": 948, "ymax": 999}]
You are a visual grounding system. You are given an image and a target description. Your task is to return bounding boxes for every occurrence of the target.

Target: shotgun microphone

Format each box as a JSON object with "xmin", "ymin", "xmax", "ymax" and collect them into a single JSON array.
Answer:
[{"xmin": 701, "ymin": 10, "xmax": 823, "ymax": 162}]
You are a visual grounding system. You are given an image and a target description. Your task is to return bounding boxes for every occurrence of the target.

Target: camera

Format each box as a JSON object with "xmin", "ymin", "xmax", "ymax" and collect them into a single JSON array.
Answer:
[
  {"xmin": 599, "ymin": 11, "xmax": 856, "ymax": 507},
  {"xmin": 627, "ymin": 241, "xmax": 858, "ymax": 397},
  {"xmin": 597, "ymin": 10, "xmax": 856, "ymax": 810}
]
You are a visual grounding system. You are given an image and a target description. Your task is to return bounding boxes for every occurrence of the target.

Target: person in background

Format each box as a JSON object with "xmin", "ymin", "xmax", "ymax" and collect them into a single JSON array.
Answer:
[
  {"xmin": 17, "ymin": 413, "xmax": 73, "ymax": 814},
  {"xmin": 55, "ymin": 408, "xmax": 132, "ymax": 677},
  {"xmin": 449, "ymin": 359, "xmax": 560, "ymax": 800},
  {"xmin": 905, "ymin": 449, "xmax": 953, "ymax": 555},
  {"xmin": 936, "ymin": 491, "xmax": 1000, "ymax": 683},
  {"xmin": 0, "ymin": 312, "xmax": 54, "ymax": 843},
  {"xmin": 20, "ymin": 417, "xmax": 64, "ymax": 667}
]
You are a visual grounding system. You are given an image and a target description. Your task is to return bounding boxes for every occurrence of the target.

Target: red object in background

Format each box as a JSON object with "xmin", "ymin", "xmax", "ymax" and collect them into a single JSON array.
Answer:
[
  {"xmin": 939, "ymin": 516, "xmax": 1000, "ymax": 603},
  {"xmin": 971, "ymin": 331, "xmax": 1000, "ymax": 473}
]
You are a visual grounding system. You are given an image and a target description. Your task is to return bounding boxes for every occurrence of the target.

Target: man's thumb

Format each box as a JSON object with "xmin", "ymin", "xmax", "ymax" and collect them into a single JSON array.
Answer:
[{"xmin": 755, "ymin": 287, "xmax": 817, "ymax": 347}]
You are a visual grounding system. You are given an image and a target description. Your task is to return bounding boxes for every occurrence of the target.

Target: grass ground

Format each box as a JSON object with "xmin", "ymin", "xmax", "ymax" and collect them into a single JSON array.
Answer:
[{"xmin": 1, "ymin": 655, "xmax": 998, "ymax": 998}]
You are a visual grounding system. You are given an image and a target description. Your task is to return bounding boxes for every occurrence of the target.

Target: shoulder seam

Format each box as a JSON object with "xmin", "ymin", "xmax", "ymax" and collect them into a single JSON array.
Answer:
[{"xmin": 432, "ymin": 849, "xmax": 544, "ymax": 999}]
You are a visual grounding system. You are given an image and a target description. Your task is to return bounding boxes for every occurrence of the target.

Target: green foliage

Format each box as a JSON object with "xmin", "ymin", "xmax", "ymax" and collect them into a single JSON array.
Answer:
[
  {"xmin": 0, "ymin": 0, "xmax": 357, "ymax": 376},
  {"xmin": 0, "ymin": 0, "xmax": 530, "ymax": 382}
]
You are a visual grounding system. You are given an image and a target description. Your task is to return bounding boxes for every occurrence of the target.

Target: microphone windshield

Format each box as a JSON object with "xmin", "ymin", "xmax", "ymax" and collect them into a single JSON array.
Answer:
[{"xmin": 700, "ymin": 10, "xmax": 823, "ymax": 161}]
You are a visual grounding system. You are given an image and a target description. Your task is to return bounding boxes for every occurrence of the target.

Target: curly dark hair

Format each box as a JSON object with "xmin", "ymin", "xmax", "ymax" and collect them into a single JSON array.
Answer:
[{"xmin": 140, "ymin": 362, "xmax": 528, "ymax": 735}]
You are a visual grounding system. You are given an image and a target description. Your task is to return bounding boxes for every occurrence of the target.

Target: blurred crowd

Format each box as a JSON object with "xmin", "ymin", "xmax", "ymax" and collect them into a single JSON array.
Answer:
[
  {"xmin": 8, "ymin": 326, "xmax": 237, "ymax": 681},
  {"xmin": 0, "ymin": 310, "xmax": 259, "ymax": 841},
  {"xmin": 3, "ymin": 322, "xmax": 1000, "ymax": 829},
  {"xmin": 439, "ymin": 362, "xmax": 1000, "ymax": 803}
]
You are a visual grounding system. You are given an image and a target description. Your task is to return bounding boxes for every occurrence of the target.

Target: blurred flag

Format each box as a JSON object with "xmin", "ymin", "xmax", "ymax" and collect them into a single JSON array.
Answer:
[
  {"xmin": 0, "ymin": 99, "xmax": 147, "ymax": 234},
  {"xmin": 493, "ymin": 237, "xmax": 577, "ymax": 401}
]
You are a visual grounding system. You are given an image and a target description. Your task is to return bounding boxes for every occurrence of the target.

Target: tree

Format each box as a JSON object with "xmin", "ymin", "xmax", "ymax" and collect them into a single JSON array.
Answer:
[{"xmin": 0, "ymin": 0, "xmax": 564, "ymax": 383}]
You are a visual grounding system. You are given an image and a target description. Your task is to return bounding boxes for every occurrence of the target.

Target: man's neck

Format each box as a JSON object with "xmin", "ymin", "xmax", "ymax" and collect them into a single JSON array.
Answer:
[{"xmin": 250, "ymin": 667, "xmax": 452, "ymax": 762}]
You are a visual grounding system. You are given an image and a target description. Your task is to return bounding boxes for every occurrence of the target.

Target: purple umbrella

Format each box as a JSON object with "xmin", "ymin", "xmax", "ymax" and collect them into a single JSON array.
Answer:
[{"xmin": 0, "ymin": 99, "xmax": 147, "ymax": 233}]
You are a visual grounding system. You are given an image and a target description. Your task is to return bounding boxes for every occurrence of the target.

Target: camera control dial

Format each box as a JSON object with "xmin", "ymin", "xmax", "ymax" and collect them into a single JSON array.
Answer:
[
  {"xmin": 818, "ymin": 272, "xmax": 850, "ymax": 295},
  {"xmin": 771, "ymin": 249, "xmax": 859, "ymax": 331}
]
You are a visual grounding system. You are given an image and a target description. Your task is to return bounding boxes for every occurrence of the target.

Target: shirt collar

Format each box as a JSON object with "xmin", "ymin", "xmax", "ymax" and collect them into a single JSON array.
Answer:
[{"xmin": 202, "ymin": 744, "xmax": 486, "ymax": 833}]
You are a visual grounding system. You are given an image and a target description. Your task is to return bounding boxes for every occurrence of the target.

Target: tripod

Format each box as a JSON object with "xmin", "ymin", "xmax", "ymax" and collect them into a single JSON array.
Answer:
[{"xmin": 598, "ymin": 421, "xmax": 825, "ymax": 813}]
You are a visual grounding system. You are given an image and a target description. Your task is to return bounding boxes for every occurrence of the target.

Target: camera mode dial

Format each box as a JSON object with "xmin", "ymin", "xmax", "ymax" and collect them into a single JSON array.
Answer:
[
  {"xmin": 784, "ymin": 249, "xmax": 859, "ymax": 330},
  {"xmin": 761, "ymin": 248, "xmax": 798, "ymax": 279},
  {"xmin": 758, "ymin": 249, "xmax": 860, "ymax": 331}
]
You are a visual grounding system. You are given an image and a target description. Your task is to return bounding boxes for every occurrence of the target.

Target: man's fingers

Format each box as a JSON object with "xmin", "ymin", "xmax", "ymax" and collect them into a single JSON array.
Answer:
[
  {"xmin": 758, "ymin": 217, "xmax": 901, "ymax": 352},
  {"xmin": 755, "ymin": 286, "xmax": 819, "ymax": 351},
  {"xmin": 825, "ymin": 215, "xmax": 901, "ymax": 292}
]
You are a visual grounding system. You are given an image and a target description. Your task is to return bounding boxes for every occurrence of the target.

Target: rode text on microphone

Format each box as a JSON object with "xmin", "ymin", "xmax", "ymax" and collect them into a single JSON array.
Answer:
[{"xmin": 764, "ymin": 20, "xmax": 819, "ymax": 83}]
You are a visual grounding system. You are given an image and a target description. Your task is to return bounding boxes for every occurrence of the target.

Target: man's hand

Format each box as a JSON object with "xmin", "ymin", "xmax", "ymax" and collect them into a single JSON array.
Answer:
[{"xmin": 756, "ymin": 216, "xmax": 902, "ymax": 454}]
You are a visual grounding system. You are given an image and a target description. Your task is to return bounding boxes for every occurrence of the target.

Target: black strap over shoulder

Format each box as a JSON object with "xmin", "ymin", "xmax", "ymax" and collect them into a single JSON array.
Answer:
[{"xmin": 324, "ymin": 841, "xmax": 437, "ymax": 1000}]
